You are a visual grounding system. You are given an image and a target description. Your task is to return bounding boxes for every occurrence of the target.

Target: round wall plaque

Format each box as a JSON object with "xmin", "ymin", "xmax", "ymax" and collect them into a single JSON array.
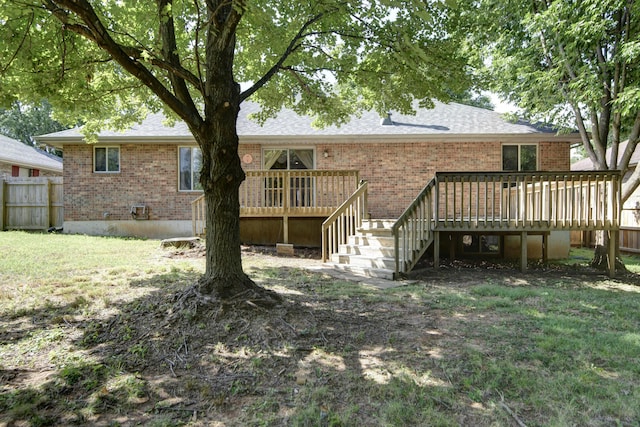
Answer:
[{"xmin": 242, "ymin": 154, "xmax": 253, "ymax": 164}]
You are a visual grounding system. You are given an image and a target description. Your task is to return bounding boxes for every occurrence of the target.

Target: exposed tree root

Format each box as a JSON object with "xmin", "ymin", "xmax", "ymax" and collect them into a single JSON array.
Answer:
[
  {"xmin": 171, "ymin": 274, "xmax": 282, "ymax": 320},
  {"xmin": 590, "ymin": 255, "xmax": 627, "ymax": 273},
  {"xmin": 590, "ymin": 244, "xmax": 628, "ymax": 274}
]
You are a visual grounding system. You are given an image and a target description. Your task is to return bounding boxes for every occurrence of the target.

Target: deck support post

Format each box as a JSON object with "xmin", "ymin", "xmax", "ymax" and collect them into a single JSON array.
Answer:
[
  {"xmin": 542, "ymin": 233, "xmax": 548, "ymax": 264},
  {"xmin": 608, "ymin": 230, "xmax": 617, "ymax": 278},
  {"xmin": 449, "ymin": 233, "xmax": 455, "ymax": 261},
  {"xmin": 434, "ymin": 231, "xmax": 440, "ymax": 268},
  {"xmin": 283, "ymin": 215, "xmax": 289, "ymax": 244},
  {"xmin": 520, "ymin": 231, "xmax": 527, "ymax": 273}
]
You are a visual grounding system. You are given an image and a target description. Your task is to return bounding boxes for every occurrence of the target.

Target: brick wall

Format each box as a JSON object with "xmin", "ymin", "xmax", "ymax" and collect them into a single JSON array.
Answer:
[
  {"xmin": 313, "ymin": 140, "xmax": 571, "ymax": 218},
  {"xmin": 239, "ymin": 144, "xmax": 262, "ymax": 171},
  {"xmin": 64, "ymin": 139, "xmax": 571, "ymax": 222},
  {"xmin": 64, "ymin": 144, "xmax": 195, "ymax": 221},
  {"xmin": 539, "ymin": 141, "xmax": 571, "ymax": 170}
]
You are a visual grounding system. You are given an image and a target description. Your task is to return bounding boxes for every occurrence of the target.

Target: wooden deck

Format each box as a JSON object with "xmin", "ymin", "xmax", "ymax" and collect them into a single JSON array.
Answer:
[
  {"xmin": 323, "ymin": 171, "xmax": 622, "ymax": 277},
  {"xmin": 191, "ymin": 169, "xmax": 622, "ymax": 277},
  {"xmin": 431, "ymin": 171, "xmax": 621, "ymax": 276},
  {"xmin": 191, "ymin": 170, "xmax": 360, "ymax": 241},
  {"xmin": 433, "ymin": 171, "xmax": 621, "ymax": 232}
]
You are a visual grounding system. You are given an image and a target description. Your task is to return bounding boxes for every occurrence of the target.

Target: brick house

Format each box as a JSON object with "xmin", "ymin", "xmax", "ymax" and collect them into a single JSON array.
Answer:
[
  {"xmin": 37, "ymin": 101, "xmax": 583, "ymax": 262},
  {"xmin": 1, "ymin": 133, "xmax": 62, "ymax": 178}
]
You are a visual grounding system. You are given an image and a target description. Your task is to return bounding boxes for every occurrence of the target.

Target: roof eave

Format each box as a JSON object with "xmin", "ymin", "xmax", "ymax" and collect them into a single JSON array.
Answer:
[
  {"xmin": 245, "ymin": 133, "xmax": 582, "ymax": 144},
  {"xmin": 37, "ymin": 132, "xmax": 582, "ymax": 147},
  {"xmin": 0, "ymin": 159, "xmax": 62, "ymax": 172}
]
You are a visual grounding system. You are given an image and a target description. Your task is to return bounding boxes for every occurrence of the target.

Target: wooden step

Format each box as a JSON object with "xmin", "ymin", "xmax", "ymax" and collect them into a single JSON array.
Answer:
[
  {"xmin": 331, "ymin": 253, "xmax": 396, "ymax": 270},
  {"xmin": 326, "ymin": 263, "xmax": 395, "ymax": 280},
  {"xmin": 361, "ymin": 219, "xmax": 396, "ymax": 229},
  {"xmin": 326, "ymin": 219, "xmax": 399, "ymax": 281},
  {"xmin": 338, "ymin": 243, "xmax": 396, "ymax": 258},
  {"xmin": 349, "ymin": 235, "xmax": 395, "ymax": 247}
]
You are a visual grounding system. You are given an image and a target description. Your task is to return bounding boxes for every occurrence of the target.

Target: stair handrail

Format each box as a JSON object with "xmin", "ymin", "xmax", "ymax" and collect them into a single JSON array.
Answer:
[
  {"xmin": 391, "ymin": 177, "xmax": 437, "ymax": 277},
  {"xmin": 321, "ymin": 180, "xmax": 368, "ymax": 262},
  {"xmin": 191, "ymin": 194, "xmax": 206, "ymax": 236}
]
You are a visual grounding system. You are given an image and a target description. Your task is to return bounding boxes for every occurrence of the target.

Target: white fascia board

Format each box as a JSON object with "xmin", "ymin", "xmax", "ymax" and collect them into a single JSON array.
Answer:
[{"xmin": 38, "ymin": 132, "xmax": 582, "ymax": 147}]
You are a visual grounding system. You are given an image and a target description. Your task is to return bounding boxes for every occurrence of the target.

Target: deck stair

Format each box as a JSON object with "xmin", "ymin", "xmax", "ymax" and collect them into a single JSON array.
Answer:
[{"xmin": 328, "ymin": 219, "xmax": 401, "ymax": 280}]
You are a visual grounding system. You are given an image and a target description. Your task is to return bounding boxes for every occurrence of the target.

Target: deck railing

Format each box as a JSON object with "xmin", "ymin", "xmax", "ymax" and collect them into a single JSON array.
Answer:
[
  {"xmin": 392, "ymin": 178, "xmax": 436, "ymax": 277},
  {"xmin": 191, "ymin": 194, "xmax": 206, "ymax": 236},
  {"xmin": 433, "ymin": 171, "xmax": 621, "ymax": 231},
  {"xmin": 241, "ymin": 170, "xmax": 359, "ymax": 217},
  {"xmin": 192, "ymin": 170, "xmax": 360, "ymax": 236},
  {"xmin": 391, "ymin": 170, "xmax": 622, "ymax": 276},
  {"xmin": 321, "ymin": 180, "xmax": 368, "ymax": 262}
]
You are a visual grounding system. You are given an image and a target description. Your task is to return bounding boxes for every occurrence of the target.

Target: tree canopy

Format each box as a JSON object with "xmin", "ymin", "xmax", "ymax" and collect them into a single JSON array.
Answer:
[
  {"xmin": 466, "ymin": 0, "xmax": 640, "ymax": 196},
  {"xmin": 0, "ymin": 0, "xmax": 471, "ymax": 301},
  {"xmin": 0, "ymin": 1, "xmax": 470, "ymax": 130},
  {"xmin": 465, "ymin": 0, "xmax": 640, "ymax": 269},
  {"xmin": 0, "ymin": 100, "xmax": 68, "ymax": 149}
]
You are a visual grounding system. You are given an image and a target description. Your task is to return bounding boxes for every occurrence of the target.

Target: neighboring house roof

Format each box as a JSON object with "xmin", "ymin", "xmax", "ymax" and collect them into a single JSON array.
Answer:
[
  {"xmin": 571, "ymin": 140, "xmax": 640, "ymax": 171},
  {"xmin": 36, "ymin": 101, "xmax": 581, "ymax": 145},
  {"xmin": 0, "ymin": 133, "xmax": 63, "ymax": 173}
]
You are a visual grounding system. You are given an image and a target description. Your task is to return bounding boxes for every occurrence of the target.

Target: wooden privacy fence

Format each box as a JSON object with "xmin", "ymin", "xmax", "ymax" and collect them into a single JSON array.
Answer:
[{"xmin": 0, "ymin": 177, "xmax": 63, "ymax": 231}]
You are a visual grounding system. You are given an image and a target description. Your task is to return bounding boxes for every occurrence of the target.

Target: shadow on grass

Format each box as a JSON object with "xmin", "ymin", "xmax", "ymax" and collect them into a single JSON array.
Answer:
[{"xmin": 2, "ymin": 262, "xmax": 640, "ymax": 426}]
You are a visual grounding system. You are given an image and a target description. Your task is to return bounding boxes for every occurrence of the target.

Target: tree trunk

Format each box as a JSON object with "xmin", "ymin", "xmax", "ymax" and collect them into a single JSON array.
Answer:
[
  {"xmin": 590, "ymin": 230, "xmax": 626, "ymax": 273},
  {"xmin": 190, "ymin": 90, "xmax": 280, "ymax": 306}
]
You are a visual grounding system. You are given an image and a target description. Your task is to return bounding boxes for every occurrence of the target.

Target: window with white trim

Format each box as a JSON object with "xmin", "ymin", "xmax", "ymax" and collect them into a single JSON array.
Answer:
[
  {"xmin": 502, "ymin": 144, "xmax": 537, "ymax": 171},
  {"xmin": 179, "ymin": 146, "xmax": 203, "ymax": 191},
  {"xmin": 94, "ymin": 146, "xmax": 120, "ymax": 173}
]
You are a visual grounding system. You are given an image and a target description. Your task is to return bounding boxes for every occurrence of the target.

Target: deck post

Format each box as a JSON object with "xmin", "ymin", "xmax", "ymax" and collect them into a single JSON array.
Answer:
[
  {"xmin": 449, "ymin": 233, "xmax": 455, "ymax": 261},
  {"xmin": 520, "ymin": 231, "xmax": 527, "ymax": 273},
  {"xmin": 283, "ymin": 215, "xmax": 289, "ymax": 244},
  {"xmin": 608, "ymin": 230, "xmax": 617, "ymax": 278},
  {"xmin": 434, "ymin": 231, "xmax": 440, "ymax": 268},
  {"xmin": 542, "ymin": 233, "xmax": 548, "ymax": 264}
]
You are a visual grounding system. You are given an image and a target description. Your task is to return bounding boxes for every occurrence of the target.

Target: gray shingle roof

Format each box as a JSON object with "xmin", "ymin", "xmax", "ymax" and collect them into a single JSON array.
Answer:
[
  {"xmin": 36, "ymin": 101, "xmax": 574, "ymax": 143},
  {"xmin": 571, "ymin": 140, "xmax": 640, "ymax": 171},
  {"xmin": 0, "ymin": 133, "xmax": 63, "ymax": 172}
]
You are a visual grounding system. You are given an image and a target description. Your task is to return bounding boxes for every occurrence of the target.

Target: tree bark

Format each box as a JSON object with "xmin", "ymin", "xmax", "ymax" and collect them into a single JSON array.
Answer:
[
  {"xmin": 590, "ymin": 230, "xmax": 626, "ymax": 273},
  {"xmin": 188, "ymin": 94, "xmax": 280, "ymax": 306}
]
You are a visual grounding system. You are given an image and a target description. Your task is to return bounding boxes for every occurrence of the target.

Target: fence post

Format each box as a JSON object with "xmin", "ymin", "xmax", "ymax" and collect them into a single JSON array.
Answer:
[
  {"xmin": 45, "ymin": 178, "xmax": 51, "ymax": 228},
  {"xmin": 0, "ymin": 178, "xmax": 4, "ymax": 230}
]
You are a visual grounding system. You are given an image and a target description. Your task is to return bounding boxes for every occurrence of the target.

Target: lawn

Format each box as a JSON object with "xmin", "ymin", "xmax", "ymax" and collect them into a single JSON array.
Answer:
[{"xmin": 1, "ymin": 231, "xmax": 639, "ymax": 426}]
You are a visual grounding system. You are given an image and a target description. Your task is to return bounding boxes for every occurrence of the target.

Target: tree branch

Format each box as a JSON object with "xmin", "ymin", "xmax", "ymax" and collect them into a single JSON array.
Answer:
[
  {"xmin": 619, "ymin": 111, "xmax": 640, "ymax": 202},
  {"xmin": 610, "ymin": 7, "xmax": 631, "ymax": 170},
  {"xmin": 44, "ymin": 0, "xmax": 202, "ymax": 126},
  {"xmin": 157, "ymin": 0, "xmax": 198, "ymax": 111},
  {"xmin": 1, "ymin": 10, "xmax": 34, "ymax": 73},
  {"xmin": 192, "ymin": 0, "xmax": 205, "ymax": 93},
  {"xmin": 595, "ymin": 42, "xmax": 612, "ymax": 147},
  {"xmin": 240, "ymin": 12, "xmax": 325, "ymax": 101},
  {"xmin": 205, "ymin": 0, "xmax": 243, "ymax": 53}
]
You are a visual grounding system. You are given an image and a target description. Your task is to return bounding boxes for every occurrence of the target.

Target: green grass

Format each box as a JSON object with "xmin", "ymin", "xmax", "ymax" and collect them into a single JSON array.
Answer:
[
  {"xmin": 0, "ymin": 231, "xmax": 199, "ymax": 318},
  {"xmin": 556, "ymin": 246, "xmax": 640, "ymax": 273},
  {"xmin": 1, "ymin": 232, "xmax": 640, "ymax": 426}
]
